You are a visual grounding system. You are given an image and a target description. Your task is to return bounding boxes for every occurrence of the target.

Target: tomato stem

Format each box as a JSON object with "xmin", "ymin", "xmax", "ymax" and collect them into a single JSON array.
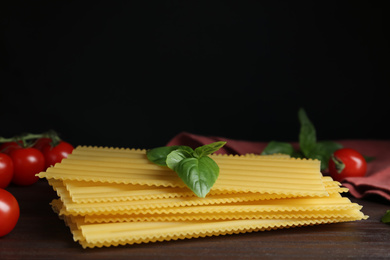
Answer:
[
  {"xmin": 0, "ymin": 137, "xmax": 14, "ymax": 143},
  {"xmin": 0, "ymin": 130, "xmax": 63, "ymax": 149},
  {"xmin": 331, "ymin": 155, "xmax": 345, "ymax": 174},
  {"xmin": 0, "ymin": 132, "xmax": 49, "ymax": 148},
  {"xmin": 15, "ymin": 133, "xmax": 46, "ymax": 148},
  {"xmin": 44, "ymin": 129, "xmax": 62, "ymax": 147}
]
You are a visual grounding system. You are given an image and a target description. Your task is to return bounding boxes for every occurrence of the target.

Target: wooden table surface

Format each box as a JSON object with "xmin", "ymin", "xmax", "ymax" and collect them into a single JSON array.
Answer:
[{"xmin": 1, "ymin": 179, "xmax": 390, "ymax": 259}]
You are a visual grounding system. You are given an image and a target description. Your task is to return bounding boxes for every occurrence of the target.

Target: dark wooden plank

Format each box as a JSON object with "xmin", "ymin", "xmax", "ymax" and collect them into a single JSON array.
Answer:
[{"xmin": 1, "ymin": 179, "xmax": 390, "ymax": 259}]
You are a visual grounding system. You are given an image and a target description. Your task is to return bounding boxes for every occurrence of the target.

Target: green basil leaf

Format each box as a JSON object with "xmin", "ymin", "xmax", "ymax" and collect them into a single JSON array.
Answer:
[
  {"xmin": 193, "ymin": 141, "xmax": 227, "ymax": 158},
  {"xmin": 381, "ymin": 210, "xmax": 390, "ymax": 224},
  {"xmin": 147, "ymin": 142, "xmax": 226, "ymax": 198},
  {"xmin": 298, "ymin": 108, "xmax": 317, "ymax": 157},
  {"xmin": 175, "ymin": 156, "xmax": 219, "ymax": 198},
  {"xmin": 307, "ymin": 141, "xmax": 343, "ymax": 171},
  {"xmin": 166, "ymin": 149, "xmax": 194, "ymax": 171},
  {"xmin": 364, "ymin": 156, "xmax": 375, "ymax": 163},
  {"xmin": 291, "ymin": 150, "xmax": 305, "ymax": 158},
  {"xmin": 261, "ymin": 141, "xmax": 294, "ymax": 155},
  {"xmin": 146, "ymin": 145, "xmax": 193, "ymax": 166}
]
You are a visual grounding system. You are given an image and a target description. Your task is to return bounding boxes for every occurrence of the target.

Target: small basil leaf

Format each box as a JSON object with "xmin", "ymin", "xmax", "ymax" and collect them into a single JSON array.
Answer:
[
  {"xmin": 261, "ymin": 141, "xmax": 294, "ymax": 155},
  {"xmin": 291, "ymin": 150, "xmax": 305, "ymax": 158},
  {"xmin": 298, "ymin": 108, "xmax": 317, "ymax": 157},
  {"xmin": 381, "ymin": 210, "xmax": 390, "ymax": 224},
  {"xmin": 146, "ymin": 145, "xmax": 193, "ymax": 166},
  {"xmin": 166, "ymin": 149, "xmax": 194, "ymax": 171},
  {"xmin": 307, "ymin": 141, "xmax": 343, "ymax": 171},
  {"xmin": 193, "ymin": 141, "xmax": 227, "ymax": 158},
  {"xmin": 175, "ymin": 156, "xmax": 219, "ymax": 198},
  {"xmin": 364, "ymin": 156, "xmax": 375, "ymax": 163}
]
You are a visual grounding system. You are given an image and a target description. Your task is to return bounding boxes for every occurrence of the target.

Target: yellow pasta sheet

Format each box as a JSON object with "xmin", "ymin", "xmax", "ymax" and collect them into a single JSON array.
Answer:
[
  {"xmin": 53, "ymin": 192, "xmax": 366, "ymax": 221},
  {"xmin": 39, "ymin": 146, "xmax": 327, "ymax": 197},
  {"xmin": 50, "ymin": 180, "xmax": 348, "ymax": 217},
  {"xmin": 84, "ymin": 209, "xmax": 366, "ymax": 223},
  {"xmin": 57, "ymin": 191, "xmax": 291, "ymax": 216},
  {"xmin": 50, "ymin": 199, "xmax": 365, "ymax": 249},
  {"xmin": 48, "ymin": 179, "xmax": 196, "ymax": 203},
  {"xmin": 80, "ymin": 195, "xmax": 366, "ymax": 223},
  {"xmin": 48, "ymin": 176, "xmax": 346, "ymax": 204}
]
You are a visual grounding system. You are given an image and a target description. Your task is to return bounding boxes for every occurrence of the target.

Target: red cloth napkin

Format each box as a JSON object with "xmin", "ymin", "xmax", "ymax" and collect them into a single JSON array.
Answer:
[{"xmin": 167, "ymin": 132, "xmax": 390, "ymax": 201}]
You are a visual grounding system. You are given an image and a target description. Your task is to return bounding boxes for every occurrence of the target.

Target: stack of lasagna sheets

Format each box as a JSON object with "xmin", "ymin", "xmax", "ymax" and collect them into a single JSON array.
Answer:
[{"xmin": 37, "ymin": 146, "xmax": 368, "ymax": 248}]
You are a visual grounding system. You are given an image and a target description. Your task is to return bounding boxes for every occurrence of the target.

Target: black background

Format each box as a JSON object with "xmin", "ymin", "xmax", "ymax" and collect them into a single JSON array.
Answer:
[{"xmin": 1, "ymin": 1, "xmax": 389, "ymax": 149}]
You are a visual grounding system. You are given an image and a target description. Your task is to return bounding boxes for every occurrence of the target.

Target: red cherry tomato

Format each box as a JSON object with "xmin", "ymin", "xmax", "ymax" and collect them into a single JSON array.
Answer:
[
  {"xmin": 33, "ymin": 137, "xmax": 52, "ymax": 151},
  {"xmin": 0, "ymin": 141, "xmax": 22, "ymax": 155},
  {"xmin": 328, "ymin": 148, "xmax": 367, "ymax": 182},
  {"xmin": 41, "ymin": 141, "xmax": 74, "ymax": 168},
  {"xmin": 10, "ymin": 148, "xmax": 45, "ymax": 186},
  {"xmin": 0, "ymin": 188, "xmax": 20, "ymax": 237},
  {"xmin": 0, "ymin": 153, "xmax": 14, "ymax": 188}
]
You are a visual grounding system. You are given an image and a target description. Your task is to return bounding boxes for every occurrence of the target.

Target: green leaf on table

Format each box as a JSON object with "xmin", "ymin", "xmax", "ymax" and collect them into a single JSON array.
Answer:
[
  {"xmin": 193, "ymin": 141, "xmax": 227, "ymax": 158},
  {"xmin": 381, "ymin": 210, "xmax": 390, "ymax": 224},
  {"xmin": 174, "ymin": 156, "xmax": 220, "ymax": 198},
  {"xmin": 298, "ymin": 108, "xmax": 317, "ymax": 157},
  {"xmin": 261, "ymin": 141, "xmax": 294, "ymax": 156},
  {"xmin": 146, "ymin": 145, "xmax": 193, "ymax": 166}
]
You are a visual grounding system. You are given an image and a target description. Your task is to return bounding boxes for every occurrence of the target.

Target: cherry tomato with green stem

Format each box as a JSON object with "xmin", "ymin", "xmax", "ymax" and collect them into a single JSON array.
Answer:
[
  {"xmin": 32, "ymin": 137, "xmax": 52, "ymax": 151},
  {"xmin": 10, "ymin": 148, "xmax": 45, "ymax": 186},
  {"xmin": 0, "ymin": 153, "xmax": 14, "ymax": 188},
  {"xmin": 0, "ymin": 188, "xmax": 20, "ymax": 237},
  {"xmin": 328, "ymin": 148, "xmax": 367, "ymax": 182},
  {"xmin": 0, "ymin": 141, "xmax": 22, "ymax": 155},
  {"xmin": 37, "ymin": 139, "xmax": 74, "ymax": 168}
]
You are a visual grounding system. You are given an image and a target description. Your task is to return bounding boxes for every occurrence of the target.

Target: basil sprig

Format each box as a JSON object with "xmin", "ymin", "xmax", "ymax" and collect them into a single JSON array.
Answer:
[
  {"xmin": 262, "ymin": 108, "xmax": 343, "ymax": 171},
  {"xmin": 146, "ymin": 141, "xmax": 226, "ymax": 198}
]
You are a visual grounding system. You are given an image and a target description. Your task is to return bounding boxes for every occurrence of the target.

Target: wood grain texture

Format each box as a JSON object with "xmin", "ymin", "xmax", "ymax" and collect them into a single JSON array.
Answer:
[{"xmin": 1, "ymin": 180, "xmax": 389, "ymax": 259}]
